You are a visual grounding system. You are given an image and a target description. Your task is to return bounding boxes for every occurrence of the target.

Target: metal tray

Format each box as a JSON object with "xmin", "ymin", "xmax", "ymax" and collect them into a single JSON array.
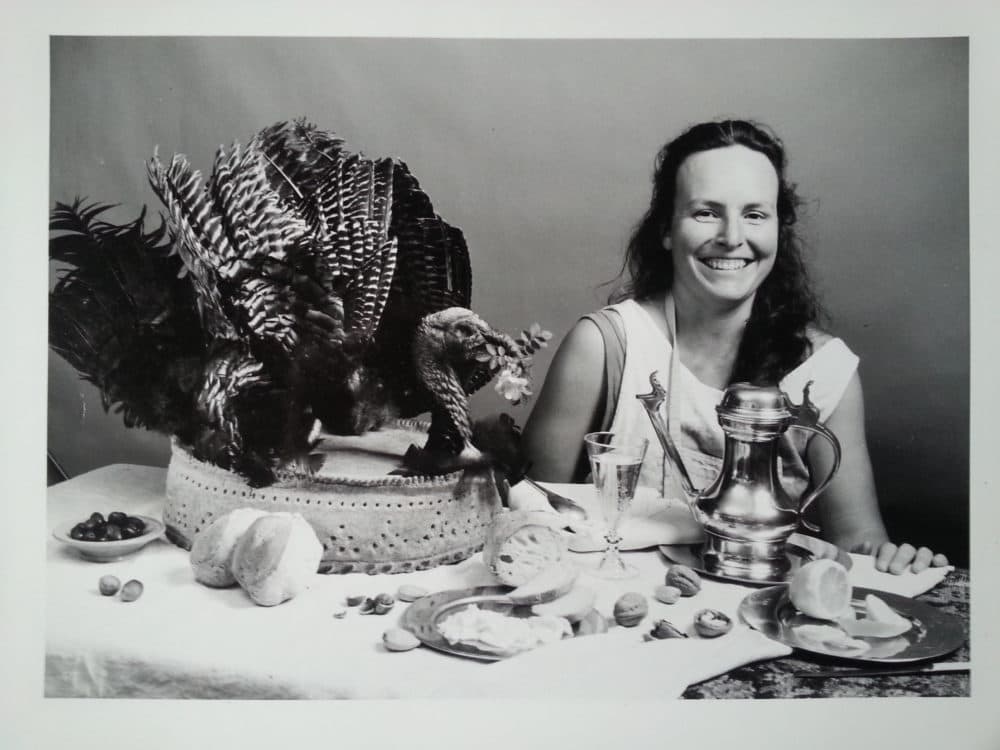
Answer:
[
  {"xmin": 738, "ymin": 585, "xmax": 966, "ymax": 663},
  {"xmin": 658, "ymin": 532, "xmax": 852, "ymax": 586},
  {"xmin": 399, "ymin": 585, "xmax": 590, "ymax": 662}
]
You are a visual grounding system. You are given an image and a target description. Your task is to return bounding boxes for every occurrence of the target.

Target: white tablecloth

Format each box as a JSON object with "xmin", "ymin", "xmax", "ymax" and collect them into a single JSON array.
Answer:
[{"xmin": 44, "ymin": 465, "xmax": 946, "ymax": 699}]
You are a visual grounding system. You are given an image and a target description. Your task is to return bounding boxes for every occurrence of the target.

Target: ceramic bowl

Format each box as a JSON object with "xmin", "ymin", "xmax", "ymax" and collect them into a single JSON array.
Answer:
[{"xmin": 52, "ymin": 514, "xmax": 166, "ymax": 562}]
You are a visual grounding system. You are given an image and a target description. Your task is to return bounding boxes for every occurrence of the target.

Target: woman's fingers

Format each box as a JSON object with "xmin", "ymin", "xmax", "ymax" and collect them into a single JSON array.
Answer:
[
  {"xmin": 874, "ymin": 542, "xmax": 898, "ymax": 572},
  {"xmin": 888, "ymin": 543, "xmax": 917, "ymax": 575},
  {"xmin": 850, "ymin": 540, "xmax": 874, "ymax": 555},
  {"xmin": 871, "ymin": 542, "xmax": 948, "ymax": 574},
  {"xmin": 911, "ymin": 546, "xmax": 934, "ymax": 573}
]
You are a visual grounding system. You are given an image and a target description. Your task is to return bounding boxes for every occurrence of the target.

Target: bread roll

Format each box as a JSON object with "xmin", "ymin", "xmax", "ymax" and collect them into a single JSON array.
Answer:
[
  {"xmin": 190, "ymin": 508, "xmax": 269, "ymax": 587},
  {"xmin": 231, "ymin": 513, "xmax": 323, "ymax": 606}
]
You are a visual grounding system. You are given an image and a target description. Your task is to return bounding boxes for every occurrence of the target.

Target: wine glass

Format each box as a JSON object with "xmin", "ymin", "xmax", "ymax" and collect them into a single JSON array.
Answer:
[{"xmin": 584, "ymin": 431, "xmax": 649, "ymax": 579}]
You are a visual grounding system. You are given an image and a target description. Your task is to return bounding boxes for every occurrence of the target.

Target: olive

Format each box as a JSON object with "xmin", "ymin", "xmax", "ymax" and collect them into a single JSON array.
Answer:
[
  {"xmin": 104, "ymin": 524, "xmax": 123, "ymax": 541},
  {"xmin": 120, "ymin": 526, "xmax": 137, "ymax": 539},
  {"xmin": 89, "ymin": 512, "xmax": 105, "ymax": 524},
  {"xmin": 83, "ymin": 530, "xmax": 98, "ymax": 541},
  {"xmin": 70, "ymin": 523, "xmax": 87, "ymax": 540},
  {"xmin": 126, "ymin": 516, "xmax": 146, "ymax": 532},
  {"xmin": 124, "ymin": 523, "xmax": 145, "ymax": 539},
  {"xmin": 82, "ymin": 518, "xmax": 100, "ymax": 530},
  {"xmin": 94, "ymin": 523, "xmax": 109, "ymax": 539},
  {"xmin": 108, "ymin": 511, "xmax": 128, "ymax": 527}
]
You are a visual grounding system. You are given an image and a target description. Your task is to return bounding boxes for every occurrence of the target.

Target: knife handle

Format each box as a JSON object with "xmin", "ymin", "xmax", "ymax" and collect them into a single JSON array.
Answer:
[{"xmin": 794, "ymin": 661, "xmax": 970, "ymax": 679}]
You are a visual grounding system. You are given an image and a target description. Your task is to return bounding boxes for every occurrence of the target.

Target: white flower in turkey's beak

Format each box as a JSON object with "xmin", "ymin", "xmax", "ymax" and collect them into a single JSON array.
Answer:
[{"xmin": 494, "ymin": 369, "xmax": 532, "ymax": 403}]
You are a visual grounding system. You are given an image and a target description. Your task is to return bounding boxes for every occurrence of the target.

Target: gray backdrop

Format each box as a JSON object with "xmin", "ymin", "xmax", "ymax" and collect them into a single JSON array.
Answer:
[{"xmin": 48, "ymin": 37, "xmax": 969, "ymax": 562}]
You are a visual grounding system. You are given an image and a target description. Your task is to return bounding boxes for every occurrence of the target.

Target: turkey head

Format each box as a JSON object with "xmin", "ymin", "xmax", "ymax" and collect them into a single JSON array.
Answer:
[{"xmin": 403, "ymin": 306, "xmax": 521, "ymax": 475}]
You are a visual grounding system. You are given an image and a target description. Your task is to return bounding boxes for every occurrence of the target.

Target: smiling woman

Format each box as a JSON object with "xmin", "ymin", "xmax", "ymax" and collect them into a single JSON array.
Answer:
[
  {"xmin": 522, "ymin": 119, "xmax": 949, "ymax": 576},
  {"xmin": 46, "ymin": 37, "xmax": 969, "ymax": 569},
  {"xmin": 668, "ymin": 145, "xmax": 779, "ymax": 316}
]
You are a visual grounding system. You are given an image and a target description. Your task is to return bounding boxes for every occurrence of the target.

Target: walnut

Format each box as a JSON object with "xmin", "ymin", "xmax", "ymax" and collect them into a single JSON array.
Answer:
[
  {"xmin": 693, "ymin": 608, "xmax": 733, "ymax": 638},
  {"xmin": 650, "ymin": 618, "xmax": 688, "ymax": 640},
  {"xmin": 665, "ymin": 564, "xmax": 702, "ymax": 596},
  {"xmin": 613, "ymin": 592, "xmax": 648, "ymax": 627}
]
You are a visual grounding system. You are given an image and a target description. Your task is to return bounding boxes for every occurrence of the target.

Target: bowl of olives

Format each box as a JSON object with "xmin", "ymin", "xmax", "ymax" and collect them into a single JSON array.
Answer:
[{"xmin": 52, "ymin": 511, "xmax": 166, "ymax": 562}]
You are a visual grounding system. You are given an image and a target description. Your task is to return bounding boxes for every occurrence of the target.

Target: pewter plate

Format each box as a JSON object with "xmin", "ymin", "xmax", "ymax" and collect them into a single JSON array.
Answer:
[
  {"xmin": 658, "ymin": 532, "xmax": 852, "ymax": 586},
  {"xmin": 399, "ymin": 585, "xmax": 588, "ymax": 662},
  {"xmin": 738, "ymin": 585, "xmax": 966, "ymax": 663}
]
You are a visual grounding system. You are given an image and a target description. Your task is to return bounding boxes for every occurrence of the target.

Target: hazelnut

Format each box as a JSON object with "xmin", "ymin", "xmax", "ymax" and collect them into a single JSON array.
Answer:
[
  {"xmin": 693, "ymin": 608, "xmax": 733, "ymax": 638},
  {"xmin": 613, "ymin": 592, "xmax": 648, "ymax": 627},
  {"xmin": 396, "ymin": 584, "xmax": 429, "ymax": 603},
  {"xmin": 99, "ymin": 575, "xmax": 121, "ymax": 596},
  {"xmin": 345, "ymin": 594, "xmax": 366, "ymax": 607},
  {"xmin": 653, "ymin": 584, "xmax": 682, "ymax": 604},
  {"xmin": 665, "ymin": 564, "xmax": 702, "ymax": 596},
  {"xmin": 383, "ymin": 628, "xmax": 421, "ymax": 652},
  {"xmin": 120, "ymin": 579, "xmax": 144, "ymax": 602}
]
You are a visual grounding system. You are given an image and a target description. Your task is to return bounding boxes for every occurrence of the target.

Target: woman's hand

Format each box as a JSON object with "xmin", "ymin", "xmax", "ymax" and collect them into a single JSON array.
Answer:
[{"xmin": 850, "ymin": 541, "xmax": 949, "ymax": 574}]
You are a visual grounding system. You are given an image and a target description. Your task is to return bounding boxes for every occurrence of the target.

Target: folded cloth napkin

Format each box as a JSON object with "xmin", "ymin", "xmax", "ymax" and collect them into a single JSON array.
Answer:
[
  {"xmin": 508, "ymin": 481, "xmax": 703, "ymax": 551},
  {"xmin": 429, "ymin": 624, "xmax": 790, "ymax": 699},
  {"xmin": 508, "ymin": 483, "xmax": 952, "ymax": 597},
  {"xmin": 846, "ymin": 553, "xmax": 953, "ymax": 598}
]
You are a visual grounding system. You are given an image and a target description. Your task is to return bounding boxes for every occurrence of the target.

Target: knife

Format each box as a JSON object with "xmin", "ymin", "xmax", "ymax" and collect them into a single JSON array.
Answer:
[{"xmin": 794, "ymin": 661, "xmax": 970, "ymax": 679}]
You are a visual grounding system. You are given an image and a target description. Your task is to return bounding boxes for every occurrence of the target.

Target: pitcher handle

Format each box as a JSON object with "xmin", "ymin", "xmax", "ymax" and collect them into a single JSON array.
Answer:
[
  {"xmin": 787, "ymin": 381, "xmax": 842, "ymax": 533},
  {"xmin": 788, "ymin": 421, "xmax": 841, "ymax": 533}
]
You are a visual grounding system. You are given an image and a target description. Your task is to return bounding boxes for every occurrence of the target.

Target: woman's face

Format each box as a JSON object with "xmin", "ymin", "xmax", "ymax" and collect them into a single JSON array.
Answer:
[{"xmin": 665, "ymin": 145, "xmax": 780, "ymax": 312}]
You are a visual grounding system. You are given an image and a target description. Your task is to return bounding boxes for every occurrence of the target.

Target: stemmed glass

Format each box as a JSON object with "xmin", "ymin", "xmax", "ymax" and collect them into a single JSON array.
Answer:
[{"xmin": 584, "ymin": 431, "xmax": 649, "ymax": 579}]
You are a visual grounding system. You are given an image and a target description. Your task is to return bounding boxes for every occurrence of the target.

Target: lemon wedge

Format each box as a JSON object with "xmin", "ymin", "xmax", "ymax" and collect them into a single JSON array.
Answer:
[{"xmin": 835, "ymin": 594, "xmax": 912, "ymax": 638}]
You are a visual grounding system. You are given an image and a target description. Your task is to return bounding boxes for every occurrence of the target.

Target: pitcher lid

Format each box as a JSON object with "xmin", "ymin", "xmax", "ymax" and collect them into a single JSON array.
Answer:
[{"xmin": 717, "ymin": 382, "xmax": 792, "ymax": 423}]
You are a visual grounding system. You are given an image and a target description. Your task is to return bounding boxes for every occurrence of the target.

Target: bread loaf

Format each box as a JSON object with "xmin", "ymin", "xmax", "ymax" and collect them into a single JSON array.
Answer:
[
  {"xmin": 231, "ymin": 513, "xmax": 323, "ymax": 606},
  {"xmin": 483, "ymin": 510, "xmax": 569, "ymax": 586},
  {"xmin": 190, "ymin": 508, "xmax": 269, "ymax": 587}
]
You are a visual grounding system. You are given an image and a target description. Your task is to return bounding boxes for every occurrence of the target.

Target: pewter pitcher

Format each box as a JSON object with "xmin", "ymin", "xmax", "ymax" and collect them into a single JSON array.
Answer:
[{"xmin": 638, "ymin": 375, "xmax": 842, "ymax": 579}]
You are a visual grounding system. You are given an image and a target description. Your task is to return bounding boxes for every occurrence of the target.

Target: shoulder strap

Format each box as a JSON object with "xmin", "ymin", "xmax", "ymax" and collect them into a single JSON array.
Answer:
[{"xmin": 581, "ymin": 308, "xmax": 626, "ymax": 432}]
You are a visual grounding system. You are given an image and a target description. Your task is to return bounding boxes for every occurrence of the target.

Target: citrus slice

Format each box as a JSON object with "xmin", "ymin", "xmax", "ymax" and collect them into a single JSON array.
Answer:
[
  {"xmin": 792, "ymin": 623, "xmax": 871, "ymax": 655},
  {"xmin": 861, "ymin": 594, "xmax": 912, "ymax": 635},
  {"xmin": 836, "ymin": 616, "xmax": 911, "ymax": 639},
  {"xmin": 788, "ymin": 559, "xmax": 852, "ymax": 620}
]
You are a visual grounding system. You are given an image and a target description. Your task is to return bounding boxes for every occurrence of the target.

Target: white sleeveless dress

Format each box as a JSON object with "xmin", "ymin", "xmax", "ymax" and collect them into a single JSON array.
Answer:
[{"xmin": 604, "ymin": 299, "xmax": 859, "ymax": 501}]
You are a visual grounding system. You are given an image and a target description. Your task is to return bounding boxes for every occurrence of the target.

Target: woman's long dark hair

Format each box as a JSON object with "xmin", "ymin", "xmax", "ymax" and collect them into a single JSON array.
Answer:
[{"xmin": 611, "ymin": 120, "xmax": 822, "ymax": 385}]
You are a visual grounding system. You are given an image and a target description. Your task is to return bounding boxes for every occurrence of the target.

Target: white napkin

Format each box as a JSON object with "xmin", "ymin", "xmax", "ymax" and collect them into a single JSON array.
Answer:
[
  {"xmin": 846, "ymin": 553, "xmax": 953, "ymax": 598},
  {"xmin": 508, "ymin": 481, "xmax": 703, "ymax": 551},
  {"xmin": 509, "ymin": 483, "xmax": 952, "ymax": 598},
  {"xmin": 430, "ymin": 624, "xmax": 790, "ymax": 699}
]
